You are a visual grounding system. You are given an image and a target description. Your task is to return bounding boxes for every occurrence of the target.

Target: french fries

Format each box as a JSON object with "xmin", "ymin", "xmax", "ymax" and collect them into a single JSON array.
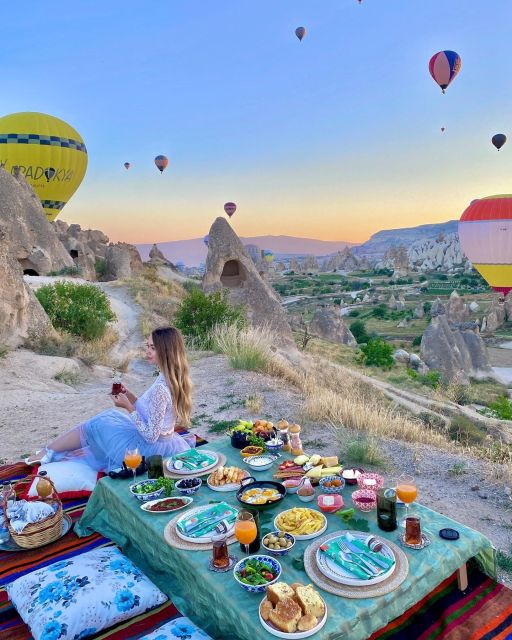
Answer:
[
  {"xmin": 275, "ymin": 508, "xmax": 325, "ymax": 536},
  {"xmin": 208, "ymin": 466, "xmax": 246, "ymax": 487}
]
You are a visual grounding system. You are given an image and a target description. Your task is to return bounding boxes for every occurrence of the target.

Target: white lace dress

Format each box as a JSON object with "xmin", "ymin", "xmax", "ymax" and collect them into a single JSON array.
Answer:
[{"xmin": 72, "ymin": 374, "xmax": 191, "ymax": 471}]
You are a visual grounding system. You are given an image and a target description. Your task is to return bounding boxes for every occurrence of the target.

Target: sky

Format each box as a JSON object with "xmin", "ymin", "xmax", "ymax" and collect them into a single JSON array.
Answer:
[{"xmin": 2, "ymin": 0, "xmax": 512, "ymax": 244}]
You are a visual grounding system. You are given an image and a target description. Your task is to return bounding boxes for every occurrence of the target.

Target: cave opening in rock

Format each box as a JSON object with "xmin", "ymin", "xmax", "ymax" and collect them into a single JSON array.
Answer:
[
  {"xmin": 220, "ymin": 259, "xmax": 246, "ymax": 288},
  {"xmin": 18, "ymin": 259, "xmax": 40, "ymax": 276},
  {"xmin": 69, "ymin": 249, "xmax": 79, "ymax": 259},
  {"xmin": 23, "ymin": 268, "xmax": 39, "ymax": 276}
]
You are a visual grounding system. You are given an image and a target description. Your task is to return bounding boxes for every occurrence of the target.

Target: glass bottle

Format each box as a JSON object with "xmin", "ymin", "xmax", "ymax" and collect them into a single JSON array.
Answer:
[
  {"xmin": 377, "ymin": 488, "xmax": 397, "ymax": 532},
  {"xmin": 244, "ymin": 507, "xmax": 261, "ymax": 553},
  {"xmin": 277, "ymin": 420, "xmax": 291, "ymax": 452},
  {"xmin": 289, "ymin": 424, "xmax": 303, "ymax": 456},
  {"xmin": 147, "ymin": 455, "xmax": 164, "ymax": 479},
  {"xmin": 36, "ymin": 471, "xmax": 53, "ymax": 499}
]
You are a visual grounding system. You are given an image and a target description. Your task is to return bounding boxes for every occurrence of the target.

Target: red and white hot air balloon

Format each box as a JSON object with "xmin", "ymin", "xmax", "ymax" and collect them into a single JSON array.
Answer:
[
  {"xmin": 154, "ymin": 155, "xmax": 169, "ymax": 173},
  {"xmin": 429, "ymin": 50, "xmax": 462, "ymax": 93},
  {"xmin": 224, "ymin": 202, "xmax": 237, "ymax": 217}
]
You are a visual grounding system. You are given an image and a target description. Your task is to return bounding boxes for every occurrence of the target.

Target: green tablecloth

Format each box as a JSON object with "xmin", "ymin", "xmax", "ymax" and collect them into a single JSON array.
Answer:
[{"xmin": 75, "ymin": 438, "xmax": 496, "ymax": 640}]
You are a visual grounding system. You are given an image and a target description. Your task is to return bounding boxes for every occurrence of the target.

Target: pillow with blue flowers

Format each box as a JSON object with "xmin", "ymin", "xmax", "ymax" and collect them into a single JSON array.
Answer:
[
  {"xmin": 141, "ymin": 616, "xmax": 213, "ymax": 640},
  {"xmin": 6, "ymin": 547, "xmax": 167, "ymax": 640}
]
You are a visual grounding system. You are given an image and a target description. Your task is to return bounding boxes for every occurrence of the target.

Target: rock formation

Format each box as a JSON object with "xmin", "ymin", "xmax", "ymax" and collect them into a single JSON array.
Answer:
[
  {"xmin": 308, "ymin": 307, "xmax": 357, "ymax": 346},
  {"xmin": 321, "ymin": 247, "xmax": 360, "ymax": 272},
  {"xmin": 243, "ymin": 244, "xmax": 261, "ymax": 264},
  {"xmin": 202, "ymin": 218, "xmax": 294, "ymax": 344},
  {"xmin": 377, "ymin": 245, "xmax": 409, "ymax": 275},
  {"xmin": 408, "ymin": 233, "xmax": 470, "ymax": 273},
  {"xmin": 481, "ymin": 298, "xmax": 507, "ymax": 333},
  {"xmin": 0, "ymin": 168, "xmax": 74, "ymax": 275},
  {"xmin": 445, "ymin": 290, "xmax": 469, "ymax": 324},
  {"xmin": 289, "ymin": 258, "xmax": 301, "ymax": 272},
  {"xmin": 430, "ymin": 298, "xmax": 446, "ymax": 317},
  {"xmin": 301, "ymin": 255, "xmax": 319, "ymax": 273},
  {"xmin": 413, "ymin": 303, "xmax": 424, "ymax": 319}
]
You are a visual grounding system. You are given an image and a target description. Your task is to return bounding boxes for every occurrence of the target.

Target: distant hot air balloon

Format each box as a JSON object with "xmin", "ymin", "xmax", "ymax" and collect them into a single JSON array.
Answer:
[
  {"xmin": 154, "ymin": 155, "xmax": 169, "ymax": 173},
  {"xmin": 429, "ymin": 50, "xmax": 462, "ymax": 93},
  {"xmin": 458, "ymin": 195, "xmax": 512, "ymax": 298},
  {"xmin": 295, "ymin": 27, "xmax": 306, "ymax": 42},
  {"xmin": 492, "ymin": 134, "xmax": 507, "ymax": 151},
  {"xmin": 0, "ymin": 112, "xmax": 88, "ymax": 221},
  {"xmin": 224, "ymin": 202, "xmax": 237, "ymax": 217},
  {"xmin": 441, "ymin": 127, "xmax": 446, "ymax": 133},
  {"xmin": 124, "ymin": 162, "xmax": 131, "ymax": 170},
  {"xmin": 203, "ymin": 235, "xmax": 209, "ymax": 247},
  {"xmin": 263, "ymin": 250, "xmax": 274, "ymax": 263}
]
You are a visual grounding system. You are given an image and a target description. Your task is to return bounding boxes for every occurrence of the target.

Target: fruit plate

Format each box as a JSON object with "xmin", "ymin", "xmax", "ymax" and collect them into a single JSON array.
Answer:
[
  {"xmin": 166, "ymin": 450, "xmax": 219, "ymax": 475},
  {"xmin": 274, "ymin": 508, "xmax": 327, "ymax": 541},
  {"xmin": 140, "ymin": 496, "xmax": 193, "ymax": 514},
  {"xmin": 207, "ymin": 470, "xmax": 249, "ymax": 492},
  {"xmin": 175, "ymin": 504, "xmax": 238, "ymax": 544},
  {"xmin": 258, "ymin": 596, "xmax": 328, "ymax": 638},
  {"xmin": 315, "ymin": 532, "xmax": 396, "ymax": 587}
]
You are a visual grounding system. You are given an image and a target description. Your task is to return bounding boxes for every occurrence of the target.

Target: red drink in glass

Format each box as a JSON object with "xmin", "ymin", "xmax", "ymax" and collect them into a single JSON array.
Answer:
[
  {"xmin": 212, "ymin": 538, "xmax": 229, "ymax": 568},
  {"xmin": 112, "ymin": 382, "xmax": 122, "ymax": 395}
]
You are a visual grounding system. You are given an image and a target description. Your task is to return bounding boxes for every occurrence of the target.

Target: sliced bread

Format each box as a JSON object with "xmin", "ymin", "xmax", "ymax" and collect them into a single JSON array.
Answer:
[
  {"xmin": 268, "ymin": 598, "xmax": 302, "ymax": 633},
  {"xmin": 295, "ymin": 585, "xmax": 326, "ymax": 618},
  {"xmin": 266, "ymin": 582, "xmax": 296, "ymax": 605}
]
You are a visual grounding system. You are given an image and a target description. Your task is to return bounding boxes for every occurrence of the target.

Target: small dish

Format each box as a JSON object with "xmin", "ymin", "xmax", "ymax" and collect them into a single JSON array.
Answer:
[
  {"xmin": 352, "ymin": 489, "xmax": 377, "ymax": 512},
  {"xmin": 261, "ymin": 531, "xmax": 295, "ymax": 557},
  {"xmin": 207, "ymin": 555, "xmax": 237, "ymax": 573},
  {"xmin": 357, "ymin": 473, "xmax": 384, "ymax": 492},
  {"xmin": 282, "ymin": 478, "xmax": 303, "ymax": 494},
  {"xmin": 233, "ymin": 555, "xmax": 282, "ymax": 593},
  {"xmin": 342, "ymin": 467, "xmax": 364, "ymax": 486},
  {"xmin": 319, "ymin": 476, "xmax": 345, "ymax": 494},
  {"xmin": 175, "ymin": 477, "xmax": 202, "ymax": 495},
  {"xmin": 129, "ymin": 479, "xmax": 165, "ymax": 503},
  {"xmin": 297, "ymin": 491, "xmax": 316, "ymax": 503},
  {"xmin": 140, "ymin": 496, "xmax": 193, "ymax": 514},
  {"xmin": 317, "ymin": 493, "xmax": 343, "ymax": 514},
  {"xmin": 240, "ymin": 446, "xmax": 264, "ymax": 458},
  {"xmin": 399, "ymin": 533, "xmax": 431, "ymax": 550},
  {"xmin": 243, "ymin": 454, "xmax": 278, "ymax": 472},
  {"xmin": 265, "ymin": 440, "xmax": 283, "ymax": 455}
]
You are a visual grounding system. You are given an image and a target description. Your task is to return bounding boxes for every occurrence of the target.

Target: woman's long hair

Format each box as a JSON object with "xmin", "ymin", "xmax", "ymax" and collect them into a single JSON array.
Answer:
[{"xmin": 152, "ymin": 327, "xmax": 192, "ymax": 427}]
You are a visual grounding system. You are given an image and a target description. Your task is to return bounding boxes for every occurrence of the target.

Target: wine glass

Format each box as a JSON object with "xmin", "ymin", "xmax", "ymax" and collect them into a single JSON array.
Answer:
[
  {"xmin": 124, "ymin": 448, "xmax": 142, "ymax": 483},
  {"xmin": 234, "ymin": 510, "xmax": 257, "ymax": 555},
  {"xmin": 396, "ymin": 474, "xmax": 417, "ymax": 526}
]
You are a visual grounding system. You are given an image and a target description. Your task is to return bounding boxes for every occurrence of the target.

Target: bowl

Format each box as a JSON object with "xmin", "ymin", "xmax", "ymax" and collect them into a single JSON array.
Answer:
[
  {"xmin": 233, "ymin": 555, "xmax": 282, "ymax": 593},
  {"xmin": 281, "ymin": 478, "xmax": 303, "ymax": 494},
  {"xmin": 317, "ymin": 493, "xmax": 344, "ymax": 513},
  {"xmin": 243, "ymin": 454, "xmax": 278, "ymax": 473},
  {"xmin": 265, "ymin": 440, "xmax": 283, "ymax": 455},
  {"xmin": 230, "ymin": 431, "xmax": 251, "ymax": 449},
  {"xmin": 352, "ymin": 489, "xmax": 377, "ymax": 512},
  {"xmin": 261, "ymin": 531, "xmax": 295, "ymax": 557},
  {"xmin": 319, "ymin": 475, "xmax": 345, "ymax": 494},
  {"xmin": 175, "ymin": 477, "xmax": 202, "ymax": 496},
  {"xmin": 357, "ymin": 473, "xmax": 384, "ymax": 492},
  {"xmin": 236, "ymin": 477, "xmax": 286, "ymax": 511},
  {"xmin": 240, "ymin": 446, "xmax": 264, "ymax": 459},
  {"xmin": 297, "ymin": 491, "xmax": 316, "ymax": 503},
  {"xmin": 129, "ymin": 479, "xmax": 165, "ymax": 503},
  {"xmin": 342, "ymin": 467, "xmax": 364, "ymax": 486}
]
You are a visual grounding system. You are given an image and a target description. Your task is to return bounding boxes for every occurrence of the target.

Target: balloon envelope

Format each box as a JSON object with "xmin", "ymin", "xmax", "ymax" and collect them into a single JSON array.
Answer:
[
  {"xmin": 458, "ymin": 195, "xmax": 512, "ymax": 296},
  {"xmin": 441, "ymin": 127, "xmax": 445, "ymax": 132},
  {"xmin": 492, "ymin": 134, "xmax": 507, "ymax": 151},
  {"xmin": 224, "ymin": 202, "xmax": 237, "ymax": 217},
  {"xmin": 124, "ymin": 162, "xmax": 131, "ymax": 169},
  {"xmin": 429, "ymin": 50, "xmax": 462, "ymax": 93},
  {"xmin": 263, "ymin": 250, "xmax": 274, "ymax": 263},
  {"xmin": 295, "ymin": 27, "xmax": 306, "ymax": 41},
  {"xmin": 0, "ymin": 112, "xmax": 88, "ymax": 221},
  {"xmin": 154, "ymin": 155, "xmax": 169, "ymax": 172}
]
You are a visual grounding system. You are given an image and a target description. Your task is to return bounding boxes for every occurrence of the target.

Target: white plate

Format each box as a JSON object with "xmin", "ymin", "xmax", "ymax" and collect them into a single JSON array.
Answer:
[
  {"xmin": 315, "ymin": 532, "xmax": 396, "ymax": 587},
  {"xmin": 175, "ymin": 504, "xmax": 238, "ymax": 544},
  {"xmin": 274, "ymin": 509, "xmax": 327, "ymax": 541},
  {"xmin": 140, "ymin": 496, "xmax": 193, "ymax": 514},
  {"xmin": 166, "ymin": 450, "xmax": 219, "ymax": 475},
  {"xmin": 207, "ymin": 470, "xmax": 249, "ymax": 492},
  {"xmin": 259, "ymin": 596, "xmax": 328, "ymax": 638}
]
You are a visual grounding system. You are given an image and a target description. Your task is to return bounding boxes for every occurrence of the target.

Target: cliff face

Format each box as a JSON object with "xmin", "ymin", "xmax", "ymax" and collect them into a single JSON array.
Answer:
[{"xmin": 408, "ymin": 233, "xmax": 470, "ymax": 273}]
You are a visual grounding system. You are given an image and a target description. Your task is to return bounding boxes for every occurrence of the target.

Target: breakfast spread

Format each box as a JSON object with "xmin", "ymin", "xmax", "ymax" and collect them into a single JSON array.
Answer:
[{"xmin": 260, "ymin": 582, "xmax": 326, "ymax": 634}]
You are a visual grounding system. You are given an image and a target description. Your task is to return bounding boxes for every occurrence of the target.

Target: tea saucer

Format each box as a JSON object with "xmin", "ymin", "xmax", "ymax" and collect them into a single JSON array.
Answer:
[
  {"xmin": 399, "ymin": 533, "xmax": 431, "ymax": 550},
  {"xmin": 207, "ymin": 555, "xmax": 238, "ymax": 573}
]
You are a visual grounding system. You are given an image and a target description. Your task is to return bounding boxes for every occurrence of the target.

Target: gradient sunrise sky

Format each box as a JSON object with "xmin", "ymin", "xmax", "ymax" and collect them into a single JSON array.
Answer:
[{"xmin": 2, "ymin": 0, "xmax": 512, "ymax": 244}]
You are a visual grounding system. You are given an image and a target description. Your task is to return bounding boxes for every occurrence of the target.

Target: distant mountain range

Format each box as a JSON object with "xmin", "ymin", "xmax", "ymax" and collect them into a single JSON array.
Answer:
[{"xmin": 137, "ymin": 235, "xmax": 356, "ymax": 266}]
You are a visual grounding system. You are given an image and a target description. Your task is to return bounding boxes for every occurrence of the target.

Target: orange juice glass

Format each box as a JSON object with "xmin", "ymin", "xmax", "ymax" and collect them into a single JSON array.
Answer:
[
  {"xmin": 396, "ymin": 475, "xmax": 417, "ymax": 526},
  {"xmin": 235, "ymin": 511, "xmax": 257, "ymax": 554},
  {"xmin": 125, "ymin": 448, "xmax": 142, "ymax": 482}
]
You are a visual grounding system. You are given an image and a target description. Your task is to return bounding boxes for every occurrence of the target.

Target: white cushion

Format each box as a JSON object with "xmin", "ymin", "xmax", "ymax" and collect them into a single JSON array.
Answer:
[
  {"xmin": 6, "ymin": 547, "xmax": 167, "ymax": 640},
  {"xmin": 24, "ymin": 460, "xmax": 99, "ymax": 499},
  {"xmin": 141, "ymin": 616, "xmax": 213, "ymax": 639}
]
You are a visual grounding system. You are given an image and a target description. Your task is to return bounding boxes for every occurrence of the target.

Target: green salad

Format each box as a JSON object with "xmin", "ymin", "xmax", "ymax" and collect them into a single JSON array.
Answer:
[
  {"xmin": 133, "ymin": 478, "xmax": 174, "ymax": 497},
  {"xmin": 236, "ymin": 559, "xmax": 277, "ymax": 586}
]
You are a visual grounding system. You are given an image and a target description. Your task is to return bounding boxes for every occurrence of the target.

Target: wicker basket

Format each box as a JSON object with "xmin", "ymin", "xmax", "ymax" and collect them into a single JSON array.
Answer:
[{"xmin": 3, "ymin": 475, "xmax": 63, "ymax": 549}]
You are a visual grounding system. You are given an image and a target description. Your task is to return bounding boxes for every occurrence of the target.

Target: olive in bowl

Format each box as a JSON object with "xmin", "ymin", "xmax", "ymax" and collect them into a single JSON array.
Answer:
[{"xmin": 261, "ymin": 530, "xmax": 295, "ymax": 556}]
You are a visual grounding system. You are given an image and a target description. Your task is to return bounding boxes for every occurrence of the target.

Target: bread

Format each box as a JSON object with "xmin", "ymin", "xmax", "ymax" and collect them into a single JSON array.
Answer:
[
  {"xmin": 209, "ymin": 466, "xmax": 245, "ymax": 486},
  {"xmin": 268, "ymin": 598, "xmax": 301, "ymax": 633},
  {"xmin": 266, "ymin": 582, "xmax": 296, "ymax": 605},
  {"xmin": 298, "ymin": 614, "xmax": 318, "ymax": 632},
  {"xmin": 290, "ymin": 582, "xmax": 303, "ymax": 592},
  {"xmin": 260, "ymin": 599, "xmax": 273, "ymax": 621},
  {"xmin": 295, "ymin": 585, "xmax": 326, "ymax": 618}
]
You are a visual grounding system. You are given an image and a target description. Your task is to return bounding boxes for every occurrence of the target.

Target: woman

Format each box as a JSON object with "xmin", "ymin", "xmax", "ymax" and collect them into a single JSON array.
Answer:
[{"xmin": 29, "ymin": 327, "xmax": 193, "ymax": 472}]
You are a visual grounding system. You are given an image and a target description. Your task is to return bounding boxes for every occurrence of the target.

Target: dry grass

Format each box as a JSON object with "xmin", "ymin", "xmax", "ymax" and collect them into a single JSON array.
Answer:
[
  {"xmin": 211, "ymin": 324, "xmax": 275, "ymax": 372},
  {"xmin": 245, "ymin": 393, "xmax": 264, "ymax": 414},
  {"xmin": 75, "ymin": 326, "xmax": 119, "ymax": 366}
]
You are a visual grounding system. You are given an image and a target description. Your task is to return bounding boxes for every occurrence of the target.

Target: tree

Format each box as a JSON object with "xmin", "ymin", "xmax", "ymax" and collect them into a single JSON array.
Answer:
[
  {"xmin": 350, "ymin": 319, "xmax": 370, "ymax": 344},
  {"xmin": 358, "ymin": 338, "xmax": 394, "ymax": 368}
]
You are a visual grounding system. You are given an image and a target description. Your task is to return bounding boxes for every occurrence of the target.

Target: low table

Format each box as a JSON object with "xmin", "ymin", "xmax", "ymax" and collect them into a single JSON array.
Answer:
[{"xmin": 75, "ymin": 439, "xmax": 496, "ymax": 640}]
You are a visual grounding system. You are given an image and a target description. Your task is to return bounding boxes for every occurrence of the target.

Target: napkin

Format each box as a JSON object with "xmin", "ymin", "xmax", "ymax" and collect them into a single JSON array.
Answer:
[
  {"xmin": 176, "ymin": 502, "xmax": 237, "ymax": 538},
  {"xmin": 344, "ymin": 533, "xmax": 395, "ymax": 570},
  {"xmin": 320, "ymin": 541, "xmax": 369, "ymax": 580},
  {"xmin": 173, "ymin": 450, "xmax": 217, "ymax": 469},
  {"xmin": 6, "ymin": 500, "xmax": 54, "ymax": 533}
]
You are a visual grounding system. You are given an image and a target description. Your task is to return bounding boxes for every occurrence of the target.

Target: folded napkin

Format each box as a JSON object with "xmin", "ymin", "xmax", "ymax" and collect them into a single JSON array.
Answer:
[
  {"xmin": 320, "ymin": 541, "xmax": 369, "ymax": 580},
  {"xmin": 173, "ymin": 450, "xmax": 217, "ymax": 470},
  {"xmin": 6, "ymin": 500, "xmax": 55, "ymax": 534},
  {"xmin": 344, "ymin": 533, "xmax": 395, "ymax": 570},
  {"xmin": 176, "ymin": 502, "xmax": 237, "ymax": 539}
]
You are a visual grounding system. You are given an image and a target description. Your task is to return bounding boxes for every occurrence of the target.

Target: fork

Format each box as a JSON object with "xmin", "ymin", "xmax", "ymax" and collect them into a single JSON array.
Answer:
[
  {"xmin": 336, "ymin": 548, "xmax": 374, "ymax": 577},
  {"xmin": 338, "ymin": 540, "xmax": 381, "ymax": 574}
]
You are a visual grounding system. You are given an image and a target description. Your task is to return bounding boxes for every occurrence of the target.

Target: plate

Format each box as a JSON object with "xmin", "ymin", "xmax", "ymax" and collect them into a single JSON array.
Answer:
[
  {"xmin": 315, "ymin": 532, "xmax": 396, "ymax": 587},
  {"xmin": 0, "ymin": 514, "xmax": 73, "ymax": 552},
  {"xmin": 207, "ymin": 471, "xmax": 249, "ymax": 492},
  {"xmin": 259, "ymin": 596, "xmax": 328, "ymax": 638},
  {"xmin": 166, "ymin": 450, "xmax": 219, "ymax": 476},
  {"xmin": 140, "ymin": 496, "xmax": 193, "ymax": 514},
  {"xmin": 175, "ymin": 504, "xmax": 238, "ymax": 544},
  {"xmin": 399, "ymin": 533, "xmax": 431, "ymax": 550},
  {"xmin": 274, "ymin": 509, "xmax": 327, "ymax": 541}
]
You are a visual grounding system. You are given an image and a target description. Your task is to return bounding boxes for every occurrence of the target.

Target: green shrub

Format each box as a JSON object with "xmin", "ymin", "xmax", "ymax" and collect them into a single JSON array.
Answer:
[
  {"xmin": 174, "ymin": 289, "xmax": 246, "ymax": 349},
  {"xmin": 448, "ymin": 415, "xmax": 487, "ymax": 445},
  {"xmin": 348, "ymin": 309, "xmax": 361, "ymax": 317},
  {"xmin": 358, "ymin": 338, "xmax": 394, "ymax": 368},
  {"xmin": 487, "ymin": 396, "xmax": 512, "ymax": 420},
  {"xmin": 406, "ymin": 368, "xmax": 441, "ymax": 388},
  {"xmin": 371, "ymin": 306, "xmax": 387, "ymax": 319},
  {"xmin": 412, "ymin": 335, "xmax": 422, "ymax": 347},
  {"xmin": 54, "ymin": 369, "xmax": 81, "ymax": 386},
  {"xmin": 345, "ymin": 438, "xmax": 386, "ymax": 467},
  {"xmin": 350, "ymin": 319, "xmax": 370, "ymax": 344},
  {"xmin": 35, "ymin": 282, "xmax": 116, "ymax": 341},
  {"xmin": 48, "ymin": 265, "xmax": 83, "ymax": 277},
  {"xmin": 95, "ymin": 259, "xmax": 107, "ymax": 279}
]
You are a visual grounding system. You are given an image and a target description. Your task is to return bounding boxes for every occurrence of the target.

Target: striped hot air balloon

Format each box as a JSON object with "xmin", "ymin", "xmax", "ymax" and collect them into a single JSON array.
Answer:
[
  {"xmin": 458, "ymin": 195, "xmax": 512, "ymax": 297},
  {"xmin": 429, "ymin": 50, "xmax": 462, "ymax": 93},
  {"xmin": 224, "ymin": 202, "xmax": 237, "ymax": 217},
  {"xmin": 154, "ymin": 155, "xmax": 169, "ymax": 173}
]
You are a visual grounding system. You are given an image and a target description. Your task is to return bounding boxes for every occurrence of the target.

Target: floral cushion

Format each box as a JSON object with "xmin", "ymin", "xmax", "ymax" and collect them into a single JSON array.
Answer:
[
  {"xmin": 6, "ymin": 547, "xmax": 167, "ymax": 640},
  {"xmin": 141, "ymin": 616, "xmax": 213, "ymax": 640}
]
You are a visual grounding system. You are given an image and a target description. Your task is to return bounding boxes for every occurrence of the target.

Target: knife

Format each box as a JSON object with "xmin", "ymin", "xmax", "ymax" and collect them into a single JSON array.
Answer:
[{"xmin": 343, "ymin": 538, "xmax": 391, "ymax": 570}]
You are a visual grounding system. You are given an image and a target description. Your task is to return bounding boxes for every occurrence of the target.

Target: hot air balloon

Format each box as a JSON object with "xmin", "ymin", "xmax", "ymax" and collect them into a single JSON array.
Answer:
[
  {"xmin": 203, "ymin": 235, "xmax": 209, "ymax": 247},
  {"xmin": 295, "ymin": 27, "xmax": 306, "ymax": 41},
  {"xmin": 263, "ymin": 250, "xmax": 274, "ymax": 263},
  {"xmin": 441, "ymin": 127, "xmax": 446, "ymax": 133},
  {"xmin": 458, "ymin": 195, "xmax": 512, "ymax": 298},
  {"xmin": 0, "ymin": 112, "xmax": 88, "ymax": 221},
  {"xmin": 492, "ymin": 134, "xmax": 507, "ymax": 151},
  {"xmin": 224, "ymin": 202, "xmax": 237, "ymax": 217},
  {"xmin": 154, "ymin": 155, "xmax": 169, "ymax": 173},
  {"xmin": 124, "ymin": 162, "xmax": 131, "ymax": 170},
  {"xmin": 429, "ymin": 50, "xmax": 462, "ymax": 93}
]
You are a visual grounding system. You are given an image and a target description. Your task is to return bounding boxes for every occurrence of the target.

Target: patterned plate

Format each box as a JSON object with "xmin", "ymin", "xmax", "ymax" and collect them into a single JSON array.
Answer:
[{"xmin": 166, "ymin": 450, "xmax": 219, "ymax": 476}]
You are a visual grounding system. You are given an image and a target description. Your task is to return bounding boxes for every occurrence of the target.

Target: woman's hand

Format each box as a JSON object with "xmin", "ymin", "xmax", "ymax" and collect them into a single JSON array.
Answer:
[
  {"xmin": 121, "ymin": 386, "xmax": 137, "ymax": 405},
  {"xmin": 112, "ymin": 393, "xmax": 135, "ymax": 413}
]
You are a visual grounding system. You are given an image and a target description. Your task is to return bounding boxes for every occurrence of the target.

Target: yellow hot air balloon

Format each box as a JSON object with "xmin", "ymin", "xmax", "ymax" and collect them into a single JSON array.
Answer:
[{"xmin": 0, "ymin": 112, "xmax": 87, "ymax": 221}]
